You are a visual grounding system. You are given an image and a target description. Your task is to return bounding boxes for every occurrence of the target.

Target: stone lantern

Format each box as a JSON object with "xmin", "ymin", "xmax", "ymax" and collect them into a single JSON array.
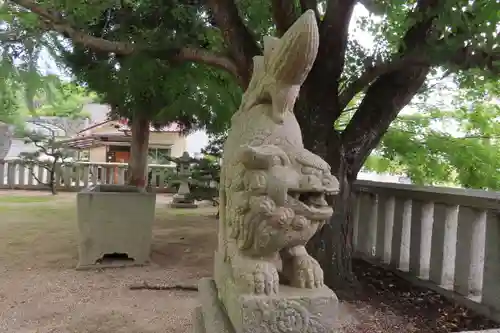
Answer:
[{"xmin": 170, "ymin": 151, "xmax": 198, "ymax": 208}]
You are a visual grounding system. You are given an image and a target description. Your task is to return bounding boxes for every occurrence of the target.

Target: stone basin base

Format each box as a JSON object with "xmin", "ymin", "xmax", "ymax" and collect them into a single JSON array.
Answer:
[{"xmin": 76, "ymin": 185, "xmax": 156, "ymax": 269}]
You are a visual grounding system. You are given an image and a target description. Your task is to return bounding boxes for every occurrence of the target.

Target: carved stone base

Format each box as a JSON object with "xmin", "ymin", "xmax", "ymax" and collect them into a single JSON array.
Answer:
[{"xmin": 205, "ymin": 251, "xmax": 340, "ymax": 333}]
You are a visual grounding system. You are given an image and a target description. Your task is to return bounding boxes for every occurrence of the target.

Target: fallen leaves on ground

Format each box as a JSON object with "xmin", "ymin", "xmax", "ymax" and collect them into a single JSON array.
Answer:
[{"xmin": 338, "ymin": 259, "xmax": 499, "ymax": 333}]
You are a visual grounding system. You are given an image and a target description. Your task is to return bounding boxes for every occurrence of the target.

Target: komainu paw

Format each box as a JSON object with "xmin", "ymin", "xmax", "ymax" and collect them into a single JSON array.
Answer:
[
  {"xmin": 290, "ymin": 254, "xmax": 324, "ymax": 289},
  {"xmin": 233, "ymin": 258, "xmax": 279, "ymax": 295}
]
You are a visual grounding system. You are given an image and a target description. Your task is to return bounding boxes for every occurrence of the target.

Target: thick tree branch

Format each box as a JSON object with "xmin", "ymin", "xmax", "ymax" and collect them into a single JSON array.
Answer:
[
  {"xmin": 357, "ymin": 0, "xmax": 385, "ymax": 15},
  {"xmin": 271, "ymin": 0, "xmax": 299, "ymax": 36},
  {"xmin": 296, "ymin": 0, "xmax": 357, "ymax": 154},
  {"xmin": 317, "ymin": 0, "xmax": 357, "ymax": 85},
  {"xmin": 339, "ymin": 43, "xmax": 500, "ymax": 110},
  {"xmin": 338, "ymin": 56, "xmax": 419, "ymax": 110},
  {"xmin": 339, "ymin": 0, "xmax": 500, "ymax": 115},
  {"xmin": 299, "ymin": 0, "xmax": 321, "ymax": 21},
  {"xmin": 12, "ymin": 0, "xmax": 134, "ymax": 53},
  {"xmin": 205, "ymin": 0, "xmax": 261, "ymax": 87},
  {"xmin": 11, "ymin": 0, "xmax": 242, "ymax": 83},
  {"xmin": 294, "ymin": 0, "xmax": 358, "ymax": 160},
  {"xmin": 450, "ymin": 46, "xmax": 500, "ymax": 74},
  {"xmin": 159, "ymin": 47, "xmax": 241, "ymax": 83},
  {"xmin": 341, "ymin": 66, "xmax": 431, "ymax": 178},
  {"xmin": 340, "ymin": 0, "xmax": 441, "ymax": 177}
]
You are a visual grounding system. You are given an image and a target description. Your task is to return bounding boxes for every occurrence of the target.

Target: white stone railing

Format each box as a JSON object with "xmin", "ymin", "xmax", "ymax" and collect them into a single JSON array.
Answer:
[
  {"xmin": 0, "ymin": 160, "xmax": 178, "ymax": 192},
  {"xmin": 352, "ymin": 180, "xmax": 500, "ymax": 321}
]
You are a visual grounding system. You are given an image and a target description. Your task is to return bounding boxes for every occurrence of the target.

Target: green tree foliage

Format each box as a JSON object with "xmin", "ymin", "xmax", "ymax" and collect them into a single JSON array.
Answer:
[
  {"xmin": 33, "ymin": 81, "xmax": 98, "ymax": 118},
  {"xmin": 364, "ymin": 81, "xmax": 500, "ymax": 190},
  {"xmin": 2, "ymin": 0, "xmax": 242, "ymax": 132},
  {"xmin": 6, "ymin": 0, "xmax": 499, "ymax": 156},
  {"xmin": 0, "ymin": 76, "xmax": 98, "ymax": 135},
  {"xmin": 0, "ymin": 6, "xmax": 61, "ymax": 116},
  {"xmin": 0, "ymin": 81, "xmax": 21, "ymax": 124},
  {"xmin": 155, "ymin": 153, "xmax": 219, "ymax": 204},
  {"xmin": 201, "ymin": 132, "xmax": 227, "ymax": 158},
  {"xmin": 188, "ymin": 157, "xmax": 220, "ymax": 205},
  {"xmin": 40, "ymin": 0, "xmax": 242, "ymax": 186},
  {"xmin": 1, "ymin": 8, "xmax": 97, "ymax": 123}
]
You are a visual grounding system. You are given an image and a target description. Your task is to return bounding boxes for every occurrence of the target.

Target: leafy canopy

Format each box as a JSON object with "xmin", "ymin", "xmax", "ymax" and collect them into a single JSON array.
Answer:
[
  {"xmin": 33, "ymin": 81, "xmax": 99, "ymax": 118},
  {"xmin": 1, "ymin": 0, "xmax": 242, "ymax": 133},
  {"xmin": 3, "ymin": 0, "xmax": 500, "ymax": 165},
  {"xmin": 364, "ymin": 80, "xmax": 500, "ymax": 190}
]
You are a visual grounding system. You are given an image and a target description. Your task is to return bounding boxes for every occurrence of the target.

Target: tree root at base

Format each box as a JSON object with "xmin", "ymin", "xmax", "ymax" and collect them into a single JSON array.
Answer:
[{"xmin": 129, "ymin": 281, "xmax": 198, "ymax": 291}]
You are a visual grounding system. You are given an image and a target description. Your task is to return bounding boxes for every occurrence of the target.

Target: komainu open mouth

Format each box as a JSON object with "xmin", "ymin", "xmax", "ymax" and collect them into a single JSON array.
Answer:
[
  {"xmin": 288, "ymin": 190, "xmax": 335, "ymax": 205},
  {"xmin": 293, "ymin": 191, "xmax": 327, "ymax": 208},
  {"xmin": 287, "ymin": 190, "xmax": 334, "ymax": 220}
]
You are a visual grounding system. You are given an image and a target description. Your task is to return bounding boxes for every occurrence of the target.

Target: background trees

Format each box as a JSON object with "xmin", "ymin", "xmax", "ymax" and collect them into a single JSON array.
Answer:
[
  {"xmin": 0, "ymin": 76, "xmax": 97, "ymax": 134},
  {"xmin": 49, "ymin": 0, "xmax": 241, "ymax": 187},
  {"xmin": 365, "ymin": 81, "xmax": 500, "ymax": 189},
  {"xmin": 2, "ymin": 0, "xmax": 241, "ymax": 187},
  {"xmin": 19, "ymin": 132, "xmax": 73, "ymax": 195},
  {"xmin": 33, "ymin": 82, "xmax": 98, "ymax": 118}
]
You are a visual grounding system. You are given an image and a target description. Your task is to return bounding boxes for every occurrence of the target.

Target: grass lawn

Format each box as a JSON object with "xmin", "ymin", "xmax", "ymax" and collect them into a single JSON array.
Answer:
[{"xmin": 0, "ymin": 194, "xmax": 56, "ymax": 203}]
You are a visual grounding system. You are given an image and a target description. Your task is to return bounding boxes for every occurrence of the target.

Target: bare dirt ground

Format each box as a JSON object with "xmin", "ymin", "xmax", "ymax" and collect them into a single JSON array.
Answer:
[
  {"xmin": 0, "ymin": 191, "xmax": 498, "ymax": 333},
  {"xmin": 0, "ymin": 191, "xmax": 216, "ymax": 333}
]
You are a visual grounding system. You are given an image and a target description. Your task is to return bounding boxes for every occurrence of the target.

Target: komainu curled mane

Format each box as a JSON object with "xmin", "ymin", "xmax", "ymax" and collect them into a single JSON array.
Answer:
[{"xmin": 218, "ymin": 10, "xmax": 339, "ymax": 295}]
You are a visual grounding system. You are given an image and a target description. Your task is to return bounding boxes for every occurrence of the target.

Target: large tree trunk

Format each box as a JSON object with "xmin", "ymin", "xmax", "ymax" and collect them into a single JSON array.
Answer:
[
  {"xmin": 127, "ymin": 114, "xmax": 150, "ymax": 188},
  {"xmin": 304, "ymin": 135, "xmax": 358, "ymax": 289},
  {"xmin": 295, "ymin": 0, "xmax": 435, "ymax": 286},
  {"xmin": 307, "ymin": 177, "xmax": 355, "ymax": 289},
  {"xmin": 300, "ymin": 69, "xmax": 430, "ymax": 288},
  {"xmin": 295, "ymin": 78, "xmax": 358, "ymax": 288}
]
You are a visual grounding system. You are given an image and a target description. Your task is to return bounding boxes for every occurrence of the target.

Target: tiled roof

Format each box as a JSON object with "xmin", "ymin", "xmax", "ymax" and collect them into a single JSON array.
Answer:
[{"xmin": 79, "ymin": 119, "xmax": 181, "ymax": 135}]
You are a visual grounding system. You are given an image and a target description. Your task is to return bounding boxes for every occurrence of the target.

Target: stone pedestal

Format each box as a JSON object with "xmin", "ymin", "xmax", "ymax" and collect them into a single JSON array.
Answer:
[
  {"xmin": 76, "ymin": 185, "xmax": 156, "ymax": 269},
  {"xmin": 194, "ymin": 252, "xmax": 341, "ymax": 333},
  {"xmin": 194, "ymin": 277, "xmax": 340, "ymax": 333}
]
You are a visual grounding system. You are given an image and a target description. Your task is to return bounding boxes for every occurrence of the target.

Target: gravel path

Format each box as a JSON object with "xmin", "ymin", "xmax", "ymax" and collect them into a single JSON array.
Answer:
[{"xmin": 0, "ymin": 267, "xmax": 200, "ymax": 333}]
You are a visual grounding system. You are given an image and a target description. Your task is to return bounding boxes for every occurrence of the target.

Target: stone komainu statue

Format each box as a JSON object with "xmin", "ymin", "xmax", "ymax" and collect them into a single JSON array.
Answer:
[{"xmin": 217, "ymin": 9, "xmax": 340, "ymax": 296}]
